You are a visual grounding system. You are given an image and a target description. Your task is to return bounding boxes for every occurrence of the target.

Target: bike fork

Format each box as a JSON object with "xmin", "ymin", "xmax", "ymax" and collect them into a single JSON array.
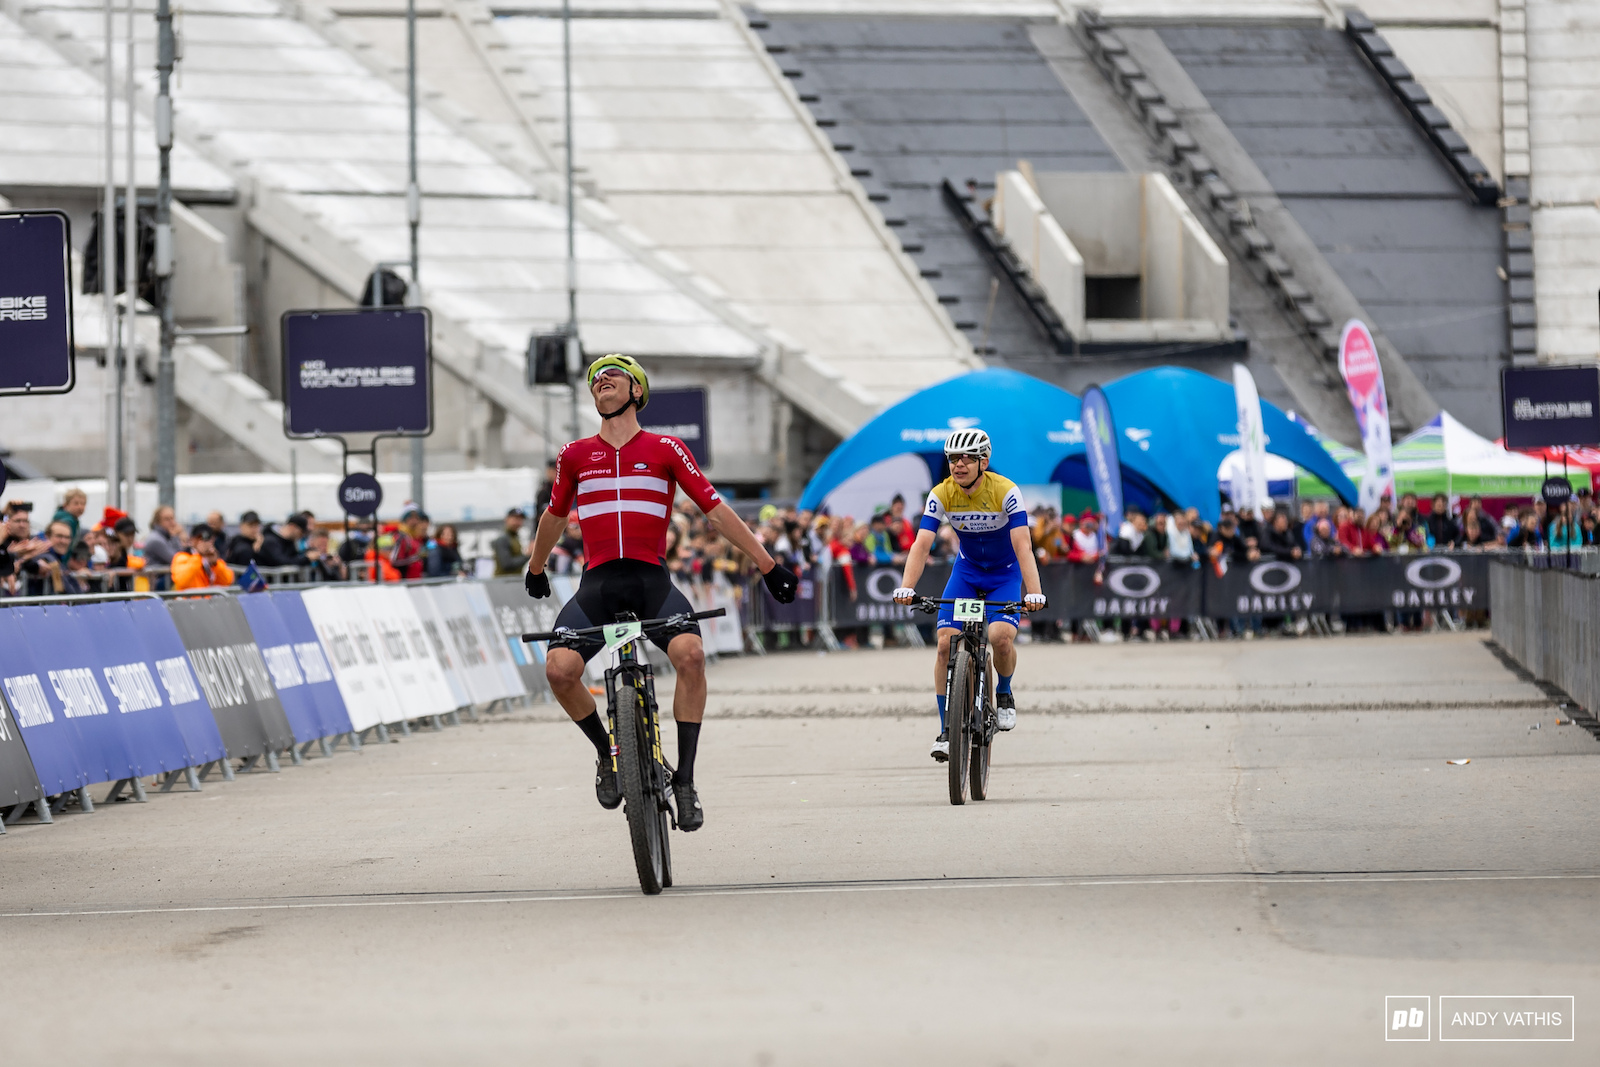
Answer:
[{"xmin": 640, "ymin": 666, "xmax": 681, "ymax": 831}]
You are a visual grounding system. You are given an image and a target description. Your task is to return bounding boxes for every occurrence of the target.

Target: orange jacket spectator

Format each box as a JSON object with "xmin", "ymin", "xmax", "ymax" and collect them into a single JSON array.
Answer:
[
  {"xmin": 170, "ymin": 523, "xmax": 234, "ymax": 590},
  {"xmin": 171, "ymin": 552, "xmax": 234, "ymax": 590}
]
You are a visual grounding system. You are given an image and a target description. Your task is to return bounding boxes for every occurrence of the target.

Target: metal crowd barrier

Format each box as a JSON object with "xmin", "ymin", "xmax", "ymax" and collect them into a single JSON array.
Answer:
[{"xmin": 1490, "ymin": 559, "xmax": 1599, "ymax": 716}]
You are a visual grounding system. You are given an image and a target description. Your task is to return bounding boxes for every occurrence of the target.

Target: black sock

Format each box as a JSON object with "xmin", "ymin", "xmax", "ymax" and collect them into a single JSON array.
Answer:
[
  {"xmin": 673, "ymin": 721, "xmax": 701, "ymax": 786},
  {"xmin": 575, "ymin": 711, "xmax": 611, "ymax": 761}
]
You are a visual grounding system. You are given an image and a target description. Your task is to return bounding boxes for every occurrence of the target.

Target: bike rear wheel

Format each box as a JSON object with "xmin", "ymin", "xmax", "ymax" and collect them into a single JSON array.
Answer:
[
  {"xmin": 616, "ymin": 681, "xmax": 666, "ymax": 894},
  {"xmin": 948, "ymin": 645, "xmax": 974, "ymax": 805}
]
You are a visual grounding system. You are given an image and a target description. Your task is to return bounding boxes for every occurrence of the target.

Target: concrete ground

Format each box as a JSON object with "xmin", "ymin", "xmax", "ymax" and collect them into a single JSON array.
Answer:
[{"xmin": 2, "ymin": 632, "xmax": 1596, "ymax": 1064}]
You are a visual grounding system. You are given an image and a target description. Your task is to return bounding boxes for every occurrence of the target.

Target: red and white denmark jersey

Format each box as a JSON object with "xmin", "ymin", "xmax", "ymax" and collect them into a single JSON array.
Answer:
[{"xmin": 547, "ymin": 432, "xmax": 721, "ymax": 567}]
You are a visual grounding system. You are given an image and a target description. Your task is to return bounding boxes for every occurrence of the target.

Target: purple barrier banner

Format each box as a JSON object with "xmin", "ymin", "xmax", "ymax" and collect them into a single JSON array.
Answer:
[
  {"xmin": 82, "ymin": 601, "xmax": 209, "ymax": 775},
  {"xmin": 0, "ymin": 608, "xmax": 89, "ymax": 794},
  {"xmin": 0, "ymin": 612, "xmax": 45, "ymax": 808},
  {"xmin": 268, "ymin": 591, "xmax": 354, "ymax": 738},
  {"xmin": 8, "ymin": 605, "xmax": 139, "ymax": 787},
  {"xmin": 124, "ymin": 598, "xmax": 228, "ymax": 767},
  {"xmin": 238, "ymin": 593, "xmax": 325, "ymax": 745}
]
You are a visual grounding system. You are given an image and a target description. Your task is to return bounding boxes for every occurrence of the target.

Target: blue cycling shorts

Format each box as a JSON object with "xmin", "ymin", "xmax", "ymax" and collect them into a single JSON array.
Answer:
[{"xmin": 936, "ymin": 562, "xmax": 1022, "ymax": 630}]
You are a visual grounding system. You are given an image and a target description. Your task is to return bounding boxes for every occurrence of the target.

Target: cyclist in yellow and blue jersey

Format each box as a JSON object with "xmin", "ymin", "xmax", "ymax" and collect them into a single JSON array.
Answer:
[{"xmin": 894, "ymin": 429, "xmax": 1046, "ymax": 761}]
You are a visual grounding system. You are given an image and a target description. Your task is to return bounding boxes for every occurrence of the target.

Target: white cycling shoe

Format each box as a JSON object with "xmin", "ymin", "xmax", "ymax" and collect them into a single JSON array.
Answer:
[
  {"xmin": 930, "ymin": 731, "xmax": 949, "ymax": 762},
  {"xmin": 996, "ymin": 693, "xmax": 1017, "ymax": 731}
]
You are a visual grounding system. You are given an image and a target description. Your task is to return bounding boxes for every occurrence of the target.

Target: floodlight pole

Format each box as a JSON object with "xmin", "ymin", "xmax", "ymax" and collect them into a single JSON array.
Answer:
[
  {"xmin": 155, "ymin": 0, "xmax": 176, "ymax": 508},
  {"xmin": 102, "ymin": 0, "xmax": 116, "ymax": 507},
  {"xmin": 563, "ymin": 0, "xmax": 579, "ymax": 443},
  {"xmin": 406, "ymin": 0, "xmax": 424, "ymax": 511},
  {"xmin": 120, "ymin": 0, "xmax": 136, "ymax": 510}
]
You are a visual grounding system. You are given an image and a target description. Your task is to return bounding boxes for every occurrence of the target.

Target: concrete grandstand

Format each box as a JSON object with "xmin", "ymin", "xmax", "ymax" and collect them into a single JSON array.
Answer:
[{"xmin": 1, "ymin": 0, "xmax": 1591, "ymax": 493}]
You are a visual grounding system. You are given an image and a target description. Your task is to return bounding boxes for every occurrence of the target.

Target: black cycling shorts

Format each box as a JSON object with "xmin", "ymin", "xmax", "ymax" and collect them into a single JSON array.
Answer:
[{"xmin": 548, "ymin": 557, "xmax": 700, "ymax": 663}]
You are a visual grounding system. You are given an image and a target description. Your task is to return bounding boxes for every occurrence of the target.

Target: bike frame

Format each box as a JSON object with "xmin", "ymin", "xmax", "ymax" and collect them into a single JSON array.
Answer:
[
  {"xmin": 602, "ymin": 624, "xmax": 675, "ymax": 824},
  {"xmin": 944, "ymin": 618, "xmax": 995, "ymax": 745}
]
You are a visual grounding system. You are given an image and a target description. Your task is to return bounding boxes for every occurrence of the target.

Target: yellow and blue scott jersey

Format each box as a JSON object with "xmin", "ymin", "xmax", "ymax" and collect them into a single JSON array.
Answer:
[{"xmin": 919, "ymin": 472, "xmax": 1028, "ymax": 572}]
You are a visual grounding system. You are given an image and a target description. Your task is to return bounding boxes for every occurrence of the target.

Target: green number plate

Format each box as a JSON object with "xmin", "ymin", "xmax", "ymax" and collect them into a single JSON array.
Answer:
[
  {"xmin": 602, "ymin": 621, "xmax": 643, "ymax": 653},
  {"xmin": 953, "ymin": 598, "xmax": 985, "ymax": 622}
]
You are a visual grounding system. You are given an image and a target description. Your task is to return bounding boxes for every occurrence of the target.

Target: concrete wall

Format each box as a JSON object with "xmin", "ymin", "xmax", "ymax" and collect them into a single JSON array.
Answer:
[
  {"xmin": 1035, "ymin": 172, "xmax": 1140, "ymax": 276},
  {"xmin": 1145, "ymin": 173, "xmax": 1231, "ymax": 331},
  {"xmin": 996, "ymin": 169, "xmax": 1087, "ymax": 335},
  {"xmin": 1005, "ymin": 169, "xmax": 1229, "ymax": 340}
]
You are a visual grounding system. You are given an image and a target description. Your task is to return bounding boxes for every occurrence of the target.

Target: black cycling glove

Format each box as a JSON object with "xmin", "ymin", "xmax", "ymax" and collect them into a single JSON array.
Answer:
[
  {"xmin": 762, "ymin": 562, "xmax": 798, "ymax": 604},
  {"xmin": 525, "ymin": 569, "xmax": 551, "ymax": 598}
]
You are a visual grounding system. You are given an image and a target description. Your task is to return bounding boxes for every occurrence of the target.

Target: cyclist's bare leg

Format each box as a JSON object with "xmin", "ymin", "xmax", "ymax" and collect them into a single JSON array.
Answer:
[
  {"xmin": 988, "ymin": 620, "xmax": 1019, "ymax": 677},
  {"xmin": 545, "ymin": 647, "xmax": 597, "ymax": 722},
  {"xmin": 666, "ymin": 632, "xmax": 706, "ymax": 724},
  {"xmin": 933, "ymin": 626, "xmax": 961, "ymax": 695}
]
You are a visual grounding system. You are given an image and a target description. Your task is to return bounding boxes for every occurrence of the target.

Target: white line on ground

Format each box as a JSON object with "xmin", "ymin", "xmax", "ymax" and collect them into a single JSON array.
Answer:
[{"xmin": 4, "ymin": 870, "xmax": 1598, "ymax": 918}]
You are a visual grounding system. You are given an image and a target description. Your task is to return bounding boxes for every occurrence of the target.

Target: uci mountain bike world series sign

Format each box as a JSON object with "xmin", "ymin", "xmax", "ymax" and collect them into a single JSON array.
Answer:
[
  {"xmin": 281, "ymin": 307, "xmax": 432, "ymax": 438},
  {"xmin": 0, "ymin": 212, "xmax": 76, "ymax": 396}
]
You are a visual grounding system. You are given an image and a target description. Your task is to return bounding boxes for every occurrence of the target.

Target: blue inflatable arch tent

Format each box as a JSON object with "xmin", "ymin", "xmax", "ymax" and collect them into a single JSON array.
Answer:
[
  {"xmin": 1095, "ymin": 367, "xmax": 1359, "ymax": 523},
  {"xmin": 797, "ymin": 368, "xmax": 1174, "ymax": 514},
  {"xmin": 798, "ymin": 366, "xmax": 1359, "ymax": 525}
]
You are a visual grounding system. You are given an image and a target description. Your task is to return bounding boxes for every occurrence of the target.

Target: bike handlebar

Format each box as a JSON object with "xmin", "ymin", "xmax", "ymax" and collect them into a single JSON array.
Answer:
[
  {"xmin": 903, "ymin": 596, "xmax": 1036, "ymax": 615},
  {"xmin": 521, "ymin": 607, "xmax": 726, "ymax": 643}
]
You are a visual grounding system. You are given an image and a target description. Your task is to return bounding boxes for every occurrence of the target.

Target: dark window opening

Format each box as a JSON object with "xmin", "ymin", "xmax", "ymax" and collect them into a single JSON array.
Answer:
[{"xmin": 1085, "ymin": 276, "xmax": 1142, "ymax": 320}]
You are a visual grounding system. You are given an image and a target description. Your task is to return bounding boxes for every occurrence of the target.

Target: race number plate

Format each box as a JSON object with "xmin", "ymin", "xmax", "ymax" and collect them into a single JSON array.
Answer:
[
  {"xmin": 602, "ymin": 621, "xmax": 643, "ymax": 653},
  {"xmin": 953, "ymin": 598, "xmax": 985, "ymax": 622}
]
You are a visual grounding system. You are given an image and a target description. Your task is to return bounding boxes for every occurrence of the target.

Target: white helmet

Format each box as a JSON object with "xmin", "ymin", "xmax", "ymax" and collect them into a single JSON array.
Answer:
[{"xmin": 944, "ymin": 428, "xmax": 991, "ymax": 460}]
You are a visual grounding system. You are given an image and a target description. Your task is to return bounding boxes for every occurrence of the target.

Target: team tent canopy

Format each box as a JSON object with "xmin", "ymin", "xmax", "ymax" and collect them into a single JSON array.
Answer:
[
  {"xmin": 797, "ymin": 365, "xmax": 1359, "ymax": 522},
  {"xmin": 1370, "ymin": 412, "xmax": 1589, "ymax": 498},
  {"xmin": 1094, "ymin": 367, "xmax": 1360, "ymax": 523}
]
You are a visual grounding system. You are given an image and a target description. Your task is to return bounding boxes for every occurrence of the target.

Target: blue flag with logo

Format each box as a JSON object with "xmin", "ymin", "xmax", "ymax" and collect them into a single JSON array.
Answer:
[{"xmin": 1081, "ymin": 385, "xmax": 1123, "ymax": 548}]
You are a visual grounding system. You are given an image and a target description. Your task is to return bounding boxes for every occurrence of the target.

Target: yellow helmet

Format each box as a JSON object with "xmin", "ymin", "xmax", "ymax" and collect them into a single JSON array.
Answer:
[{"xmin": 585, "ymin": 353, "xmax": 649, "ymax": 411}]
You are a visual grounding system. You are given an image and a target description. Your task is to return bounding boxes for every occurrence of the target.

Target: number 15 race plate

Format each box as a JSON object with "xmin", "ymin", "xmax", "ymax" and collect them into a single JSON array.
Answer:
[{"xmin": 953, "ymin": 599, "xmax": 985, "ymax": 622}]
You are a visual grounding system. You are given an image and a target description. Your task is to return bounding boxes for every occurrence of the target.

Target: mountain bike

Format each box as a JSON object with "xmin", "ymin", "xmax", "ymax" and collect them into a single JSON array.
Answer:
[
  {"xmin": 911, "ymin": 596, "xmax": 1030, "ymax": 805},
  {"xmin": 524, "ymin": 607, "xmax": 725, "ymax": 895}
]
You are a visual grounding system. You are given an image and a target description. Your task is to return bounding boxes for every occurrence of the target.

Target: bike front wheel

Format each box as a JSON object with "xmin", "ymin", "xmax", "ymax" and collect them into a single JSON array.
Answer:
[
  {"xmin": 948, "ymin": 644, "xmax": 974, "ymax": 805},
  {"xmin": 616, "ymin": 681, "xmax": 666, "ymax": 894}
]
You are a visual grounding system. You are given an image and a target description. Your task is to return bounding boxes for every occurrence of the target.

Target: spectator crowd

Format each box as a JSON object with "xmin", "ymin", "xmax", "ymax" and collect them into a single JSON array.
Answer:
[{"xmin": 2, "ymin": 481, "xmax": 1595, "ymax": 646}]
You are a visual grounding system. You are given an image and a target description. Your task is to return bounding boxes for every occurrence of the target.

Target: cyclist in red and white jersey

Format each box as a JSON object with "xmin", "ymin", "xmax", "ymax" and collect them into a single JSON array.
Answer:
[{"xmin": 525, "ymin": 354, "xmax": 798, "ymax": 830}]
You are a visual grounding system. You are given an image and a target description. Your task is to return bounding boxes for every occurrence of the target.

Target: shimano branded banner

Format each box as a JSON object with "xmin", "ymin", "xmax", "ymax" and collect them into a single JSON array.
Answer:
[
  {"xmin": 263, "ymin": 591, "xmax": 354, "ymax": 739},
  {"xmin": 85, "ymin": 601, "xmax": 211, "ymax": 775},
  {"xmin": 239, "ymin": 592, "xmax": 341, "ymax": 744},
  {"xmin": 0, "ymin": 647, "xmax": 45, "ymax": 809},
  {"xmin": 167, "ymin": 596, "xmax": 295, "ymax": 758},
  {"xmin": 0, "ymin": 607, "xmax": 92, "ymax": 794},
  {"xmin": 124, "ymin": 599, "xmax": 228, "ymax": 767},
  {"xmin": 7, "ymin": 605, "xmax": 142, "ymax": 787}
]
